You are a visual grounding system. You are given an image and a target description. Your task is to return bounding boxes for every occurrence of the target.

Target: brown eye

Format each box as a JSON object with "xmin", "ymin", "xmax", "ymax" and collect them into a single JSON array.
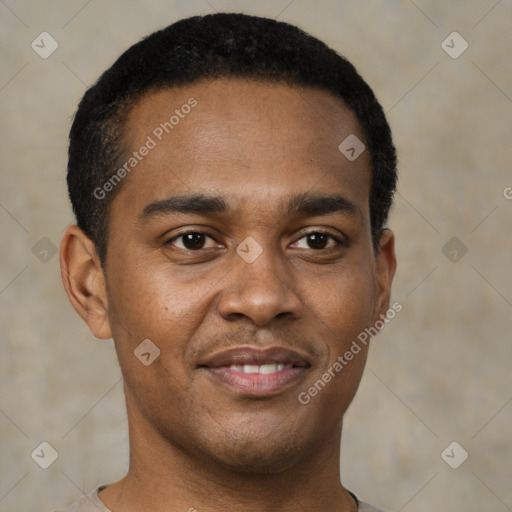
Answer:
[
  {"xmin": 294, "ymin": 231, "xmax": 343, "ymax": 250},
  {"xmin": 168, "ymin": 232, "xmax": 217, "ymax": 250},
  {"xmin": 306, "ymin": 233, "xmax": 328, "ymax": 249}
]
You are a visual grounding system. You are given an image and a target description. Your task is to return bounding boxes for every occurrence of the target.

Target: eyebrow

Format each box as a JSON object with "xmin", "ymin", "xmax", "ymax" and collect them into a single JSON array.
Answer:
[
  {"xmin": 139, "ymin": 192, "xmax": 361, "ymax": 222},
  {"xmin": 286, "ymin": 192, "xmax": 359, "ymax": 219},
  {"xmin": 140, "ymin": 194, "xmax": 229, "ymax": 219}
]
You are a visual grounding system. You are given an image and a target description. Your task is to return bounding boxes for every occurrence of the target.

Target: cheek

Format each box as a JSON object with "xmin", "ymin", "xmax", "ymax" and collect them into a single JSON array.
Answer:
[
  {"xmin": 307, "ymin": 263, "xmax": 375, "ymax": 346},
  {"xmin": 303, "ymin": 273, "xmax": 372, "ymax": 413},
  {"xmin": 107, "ymin": 255, "xmax": 203, "ymax": 329},
  {"xmin": 321, "ymin": 267, "xmax": 375, "ymax": 401},
  {"xmin": 105, "ymin": 257, "xmax": 224, "ymax": 397}
]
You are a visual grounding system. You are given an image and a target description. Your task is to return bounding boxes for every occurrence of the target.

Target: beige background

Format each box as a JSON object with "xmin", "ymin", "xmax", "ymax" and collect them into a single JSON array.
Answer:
[{"xmin": 1, "ymin": 1, "xmax": 511, "ymax": 511}]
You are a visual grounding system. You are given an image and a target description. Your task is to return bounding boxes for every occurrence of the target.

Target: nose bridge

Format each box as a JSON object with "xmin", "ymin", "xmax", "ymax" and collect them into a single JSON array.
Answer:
[{"xmin": 218, "ymin": 237, "xmax": 301, "ymax": 325}]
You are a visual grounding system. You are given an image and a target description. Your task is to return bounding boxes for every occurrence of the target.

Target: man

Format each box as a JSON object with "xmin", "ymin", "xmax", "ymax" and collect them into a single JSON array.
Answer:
[{"xmin": 58, "ymin": 12, "xmax": 397, "ymax": 512}]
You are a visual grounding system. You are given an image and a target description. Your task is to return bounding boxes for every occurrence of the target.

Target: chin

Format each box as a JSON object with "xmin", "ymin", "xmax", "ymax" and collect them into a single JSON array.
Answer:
[
  {"xmin": 209, "ymin": 442, "xmax": 305, "ymax": 475},
  {"xmin": 194, "ymin": 420, "xmax": 314, "ymax": 475}
]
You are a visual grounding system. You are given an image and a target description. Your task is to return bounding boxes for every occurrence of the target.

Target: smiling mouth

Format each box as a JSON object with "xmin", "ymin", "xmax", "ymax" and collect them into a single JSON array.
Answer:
[
  {"xmin": 198, "ymin": 346, "xmax": 311, "ymax": 397},
  {"xmin": 228, "ymin": 362, "xmax": 293, "ymax": 374}
]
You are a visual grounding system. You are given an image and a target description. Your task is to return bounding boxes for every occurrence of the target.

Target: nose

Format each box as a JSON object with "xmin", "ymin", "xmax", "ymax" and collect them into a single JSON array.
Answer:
[{"xmin": 217, "ymin": 243, "xmax": 303, "ymax": 326}]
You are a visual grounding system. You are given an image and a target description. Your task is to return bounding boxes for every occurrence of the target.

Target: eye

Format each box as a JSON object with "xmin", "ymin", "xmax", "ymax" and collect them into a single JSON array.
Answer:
[
  {"xmin": 293, "ymin": 231, "xmax": 344, "ymax": 250},
  {"xmin": 167, "ymin": 231, "xmax": 219, "ymax": 251}
]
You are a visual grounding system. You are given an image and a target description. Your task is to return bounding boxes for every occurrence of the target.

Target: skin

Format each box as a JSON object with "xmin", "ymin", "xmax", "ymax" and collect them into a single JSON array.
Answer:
[{"xmin": 60, "ymin": 78, "xmax": 396, "ymax": 512}]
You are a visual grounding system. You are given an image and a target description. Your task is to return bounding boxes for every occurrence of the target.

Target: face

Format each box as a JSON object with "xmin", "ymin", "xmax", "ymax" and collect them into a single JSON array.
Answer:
[{"xmin": 63, "ymin": 79, "xmax": 395, "ymax": 474}]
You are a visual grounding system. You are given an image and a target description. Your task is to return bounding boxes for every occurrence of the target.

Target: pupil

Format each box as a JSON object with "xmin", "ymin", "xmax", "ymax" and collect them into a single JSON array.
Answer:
[
  {"xmin": 184, "ymin": 233, "xmax": 204, "ymax": 249},
  {"xmin": 309, "ymin": 233, "xmax": 327, "ymax": 249}
]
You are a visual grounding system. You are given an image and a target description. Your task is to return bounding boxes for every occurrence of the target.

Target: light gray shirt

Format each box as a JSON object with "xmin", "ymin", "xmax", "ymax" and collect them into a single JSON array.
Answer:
[{"xmin": 52, "ymin": 485, "xmax": 387, "ymax": 512}]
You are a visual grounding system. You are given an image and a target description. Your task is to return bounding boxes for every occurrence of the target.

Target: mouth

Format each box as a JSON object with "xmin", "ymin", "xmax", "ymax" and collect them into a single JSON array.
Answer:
[{"xmin": 198, "ymin": 346, "xmax": 311, "ymax": 397}]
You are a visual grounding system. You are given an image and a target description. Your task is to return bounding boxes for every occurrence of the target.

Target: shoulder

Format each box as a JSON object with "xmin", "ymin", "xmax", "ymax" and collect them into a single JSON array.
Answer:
[
  {"xmin": 50, "ymin": 486, "xmax": 110, "ymax": 512},
  {"xmin": 358, "ymin": 500, "xmax": 388, "ymax": 512}
]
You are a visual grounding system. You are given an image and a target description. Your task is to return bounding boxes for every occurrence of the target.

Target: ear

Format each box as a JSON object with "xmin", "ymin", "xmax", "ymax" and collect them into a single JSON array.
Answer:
[
  {"xmin": 372, "ymin": 228, "xmax": 397, "ymax": 324},
  {"xmin": 59, "ymin": 225, "xmax": 112, "ymax": 339}
]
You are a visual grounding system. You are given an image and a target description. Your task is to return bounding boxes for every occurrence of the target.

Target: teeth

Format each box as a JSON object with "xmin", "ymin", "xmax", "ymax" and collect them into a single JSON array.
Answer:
[
  {"xmin": 260, "ymin": 363, "xmax": 278, "ymax": 374},
  {"xmin": 229, "ymin": 363, "xmax": 292, "ymax": 374}
]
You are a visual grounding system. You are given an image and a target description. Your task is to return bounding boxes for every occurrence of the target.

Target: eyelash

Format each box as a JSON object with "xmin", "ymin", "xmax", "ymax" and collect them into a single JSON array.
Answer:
[{"xmin": 166, "ymin": 230, "xmax": 345, "ymax": 251}]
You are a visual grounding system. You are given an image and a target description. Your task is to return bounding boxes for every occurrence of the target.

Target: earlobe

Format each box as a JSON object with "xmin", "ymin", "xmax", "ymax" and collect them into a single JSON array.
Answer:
[
  {"xmin": 59, "ymin": 225, "xmax": 112, "ymax": 339},
  {"xmin": 373, "ymin": 228, "xmax": 397, "ymax": 324}
]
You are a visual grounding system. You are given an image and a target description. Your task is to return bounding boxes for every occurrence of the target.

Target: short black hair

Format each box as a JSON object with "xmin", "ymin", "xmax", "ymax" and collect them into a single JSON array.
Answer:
[{"xmin": 67, "ymin": 13, "xmax": 397, "ymax": 266}]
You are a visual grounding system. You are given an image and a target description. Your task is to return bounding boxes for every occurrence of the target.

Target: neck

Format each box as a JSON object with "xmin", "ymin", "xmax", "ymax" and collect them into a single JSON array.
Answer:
[{"xmin": 99, "ymin": 399, "xmax": 356, "ymax": 512}]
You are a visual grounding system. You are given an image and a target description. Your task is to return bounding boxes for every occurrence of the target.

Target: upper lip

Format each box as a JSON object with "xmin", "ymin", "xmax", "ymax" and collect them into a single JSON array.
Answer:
[{"xmin": 199, "ymin": 346, "xmax": 311, "ymax": 368}]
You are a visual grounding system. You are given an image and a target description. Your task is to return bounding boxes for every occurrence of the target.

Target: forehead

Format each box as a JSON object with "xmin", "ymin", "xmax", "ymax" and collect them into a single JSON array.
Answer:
[{"xmin": 115, "ymin": 79, "xmax": 371, "ymax": 219}]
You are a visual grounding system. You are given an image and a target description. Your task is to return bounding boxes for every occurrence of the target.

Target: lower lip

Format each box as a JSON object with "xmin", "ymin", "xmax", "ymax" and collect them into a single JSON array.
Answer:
[{"xmin": 203, "ymin": 366, "xmax": 309, "ymax": 396}]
